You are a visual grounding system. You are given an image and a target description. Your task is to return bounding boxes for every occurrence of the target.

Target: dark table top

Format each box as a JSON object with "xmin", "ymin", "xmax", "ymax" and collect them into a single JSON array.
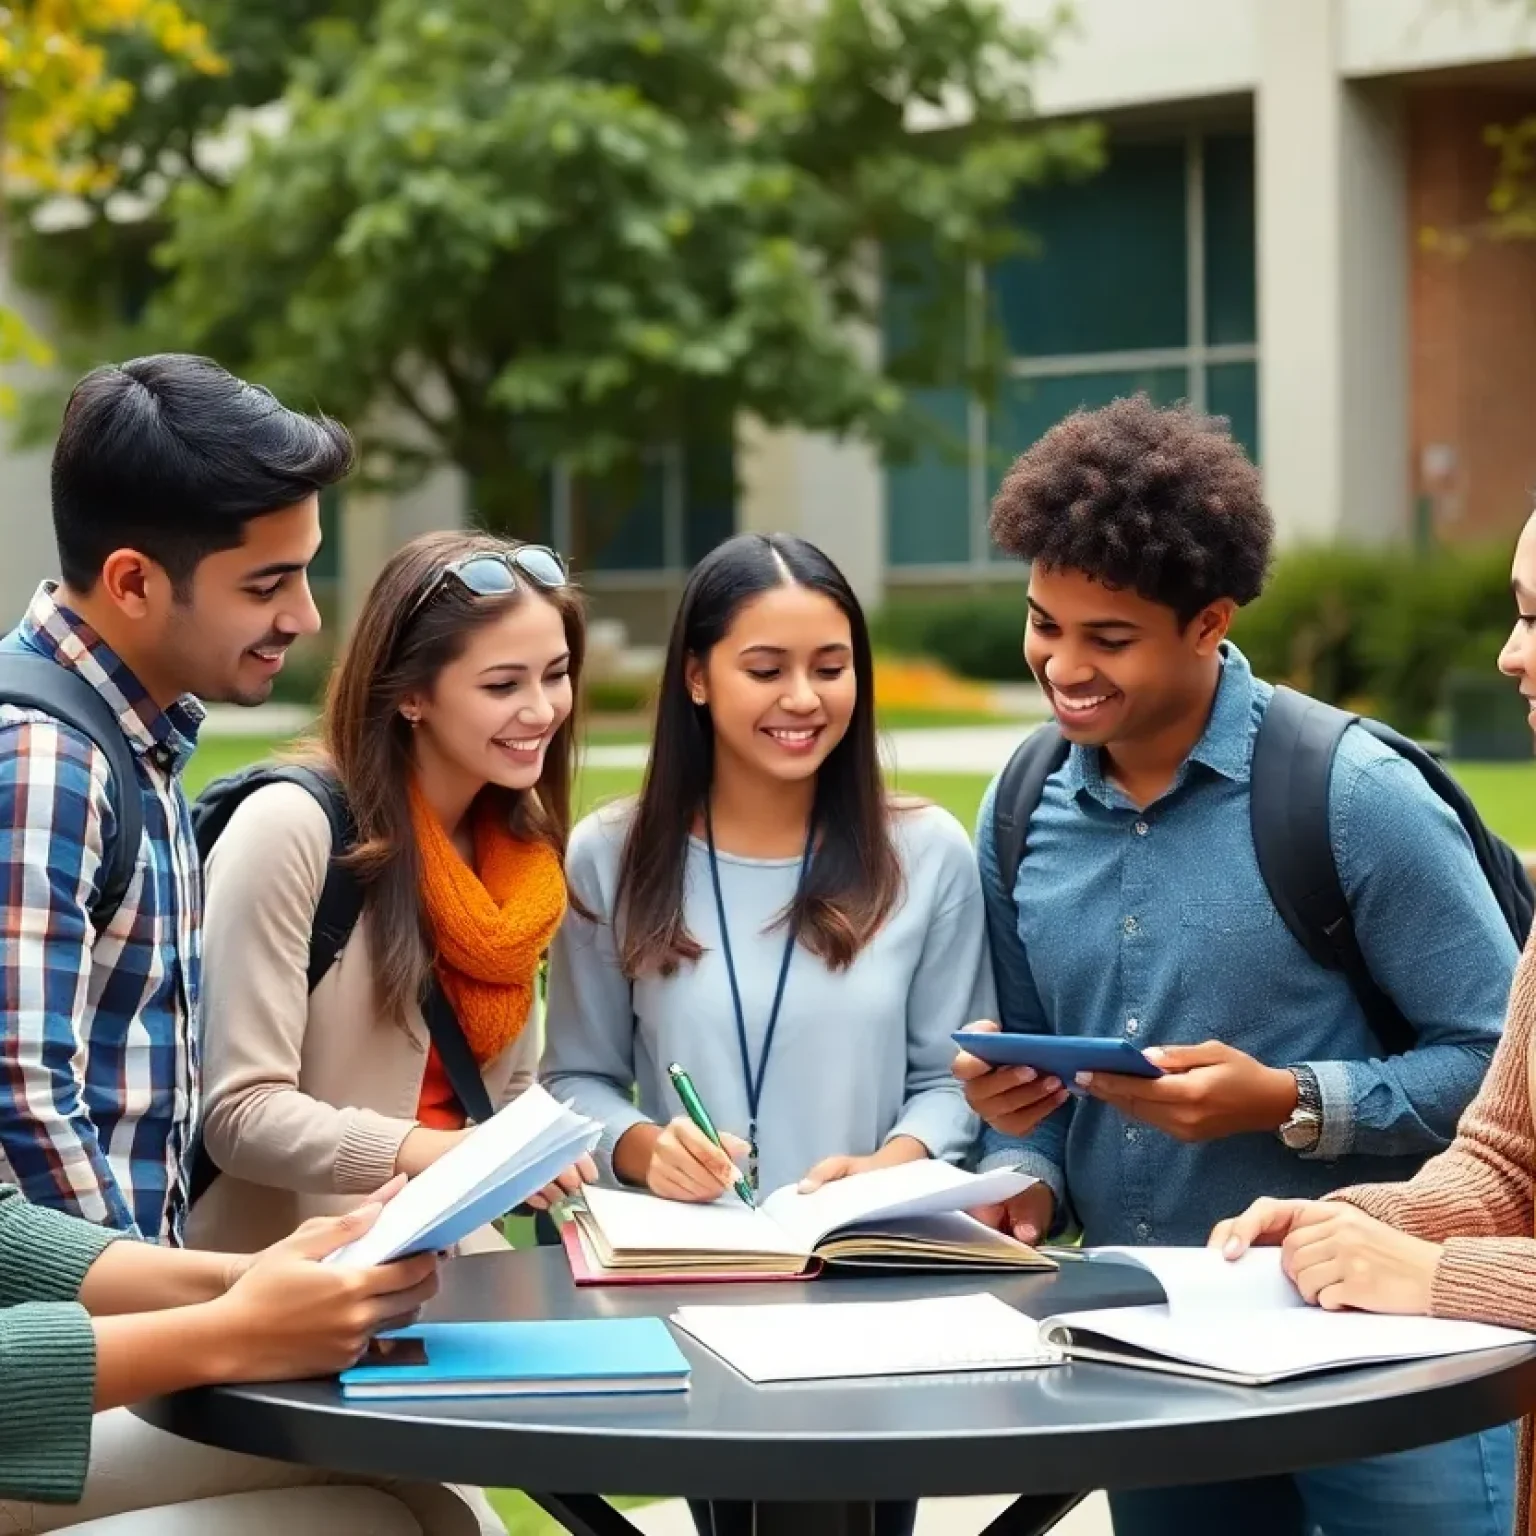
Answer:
[{"xmin": 136, "ymin": 1249, "xmax": 1536, "ymax": 1502}]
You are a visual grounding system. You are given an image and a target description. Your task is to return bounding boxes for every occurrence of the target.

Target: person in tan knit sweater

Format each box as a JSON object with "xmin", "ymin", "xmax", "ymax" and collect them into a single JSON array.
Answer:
[{"xmin": 1212, "ymin": 507, "xmax": 1536, "ymax": 1533}]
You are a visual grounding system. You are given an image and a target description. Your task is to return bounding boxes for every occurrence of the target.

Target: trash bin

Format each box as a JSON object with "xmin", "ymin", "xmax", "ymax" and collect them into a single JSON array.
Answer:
[{"xmin": 1442, "ymin": 669, "xmax": 1532, "ymax": 762}]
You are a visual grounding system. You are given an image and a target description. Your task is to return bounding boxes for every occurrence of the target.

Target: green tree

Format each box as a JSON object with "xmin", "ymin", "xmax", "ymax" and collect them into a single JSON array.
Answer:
[
  {"xmin": 0, "ymin": 0, "xmax": 220, "ymax": 406},
  {"xmin": 23, "ymin": 0, "xmax": 1101, "ymax": 535}
]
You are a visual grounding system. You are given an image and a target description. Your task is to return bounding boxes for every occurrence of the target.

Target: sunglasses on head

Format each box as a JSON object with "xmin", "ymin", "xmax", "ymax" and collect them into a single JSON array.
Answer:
[{"xmin": 406, "ymin": 544, "xmax": 569, "ymax": 622}]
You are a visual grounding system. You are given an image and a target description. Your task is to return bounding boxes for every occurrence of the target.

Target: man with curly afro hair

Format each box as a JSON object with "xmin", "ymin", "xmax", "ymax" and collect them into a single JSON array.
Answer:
[{"xmin": 954, "ymin": 396, "xmax": 1518, "ymax": 1536}]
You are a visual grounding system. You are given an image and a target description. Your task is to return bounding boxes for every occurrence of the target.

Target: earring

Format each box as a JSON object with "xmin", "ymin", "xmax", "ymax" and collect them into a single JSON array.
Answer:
[
  {"xmin": 403, "ymin": 712, "xmax": 420, "ymax": 728},
  {"xmin": 691, "ymin": 691, "xmax": 705, "ymax": 706}
]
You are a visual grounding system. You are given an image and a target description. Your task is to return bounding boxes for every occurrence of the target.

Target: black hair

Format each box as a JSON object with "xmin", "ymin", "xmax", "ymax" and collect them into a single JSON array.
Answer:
[
  {"xmin": 988, "ymin": 394, "xmax": 1274, "ymax": 624},
  {"xmin": 615, "ymin": 532, "xmax": 901, "ymax": 977},
  {"xmin": 51, "ymin": 353, "xmax": 355, "ymax": 594}
]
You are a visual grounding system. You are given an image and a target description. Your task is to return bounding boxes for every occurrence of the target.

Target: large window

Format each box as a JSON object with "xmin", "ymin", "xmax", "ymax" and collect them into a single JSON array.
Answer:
[
  {"xmin": 885, "ymin": 130, "xmax": 1258, "ymax": 572},
  {"xmin": 464, "ymin": 439, "xmax": 735, "ymax": 580}
]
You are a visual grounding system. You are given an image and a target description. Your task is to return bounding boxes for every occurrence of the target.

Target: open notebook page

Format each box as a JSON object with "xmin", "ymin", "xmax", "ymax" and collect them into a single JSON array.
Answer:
[
  {"xmin": 1042, "ymin": 1301, "xmax": 1529, "ymax": 1381},
  {"xmin": 757, "ymin": 1161, "xmax": 1034, "ymax": 1252},
  {"xmin": 576, "ymin": 1184, "xmax": 809, "ymax": 1258},
  {"xmin": 1090, "ymin": 1245, "xmax": 1306, "ymax": 1314}
]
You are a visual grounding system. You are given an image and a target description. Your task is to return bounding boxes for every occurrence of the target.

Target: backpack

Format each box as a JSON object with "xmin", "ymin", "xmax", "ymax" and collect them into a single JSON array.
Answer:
[
  {"xmin": 0, "ymin": 652, "xmax": 144, "ymax": 930},
  {"xmin": 187, "ymin": 764, "xmax": 494, "ymax": 1204},
  {"xmin": 991, "ymin": 686, "xmax": 1535, "ymax": 1058}
]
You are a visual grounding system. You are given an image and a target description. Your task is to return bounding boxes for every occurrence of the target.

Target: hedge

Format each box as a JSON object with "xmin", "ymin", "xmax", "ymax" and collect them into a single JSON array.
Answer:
[{"xmin": 872, "ymin": 543, "xmax": 1517, "ymax": 736}]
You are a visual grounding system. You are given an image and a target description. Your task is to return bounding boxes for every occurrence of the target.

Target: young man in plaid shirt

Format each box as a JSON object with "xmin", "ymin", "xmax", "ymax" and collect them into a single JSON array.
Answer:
[{"xmin": 0, "ymin": 354, "xmax": 353, "ymax": 1243}]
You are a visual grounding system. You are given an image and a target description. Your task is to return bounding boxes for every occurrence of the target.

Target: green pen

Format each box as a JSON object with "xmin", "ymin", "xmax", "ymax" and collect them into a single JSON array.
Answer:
[{"xmin": 667, "ymin": 1063, "xmax": 756, "ymax": 1210}]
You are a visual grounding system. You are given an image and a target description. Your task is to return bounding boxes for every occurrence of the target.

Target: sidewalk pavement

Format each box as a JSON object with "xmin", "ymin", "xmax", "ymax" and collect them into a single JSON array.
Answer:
[
  {"xmin": 201, "ymin": 705, "xmax": 1042, "ymax": 778},
  {"xmin": 627, "ymin": 1494, "xmax": 1111, "ymax": 1536},
  {"xmin": 583, "ymin": 724, "xmax": 1041, "ymax": 776}
]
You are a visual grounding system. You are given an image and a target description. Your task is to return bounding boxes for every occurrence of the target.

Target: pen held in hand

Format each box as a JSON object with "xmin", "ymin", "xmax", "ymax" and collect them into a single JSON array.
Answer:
[{"xmin": 667, "ymin": 1063, "xmax": 756, "ymax": 1210}]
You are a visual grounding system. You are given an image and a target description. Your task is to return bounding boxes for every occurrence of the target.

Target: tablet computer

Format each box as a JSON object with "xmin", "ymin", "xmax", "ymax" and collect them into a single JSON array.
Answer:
[{"xmin": 951, "ymin": 1031, "xmax": 1164, "ymax": 1081}]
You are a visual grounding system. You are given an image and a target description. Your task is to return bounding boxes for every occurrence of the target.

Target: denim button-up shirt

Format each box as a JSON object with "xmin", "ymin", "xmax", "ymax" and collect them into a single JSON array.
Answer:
[{"xmin": 976, "ymin": 645, "xmax": 1516, "ymax": 1247}]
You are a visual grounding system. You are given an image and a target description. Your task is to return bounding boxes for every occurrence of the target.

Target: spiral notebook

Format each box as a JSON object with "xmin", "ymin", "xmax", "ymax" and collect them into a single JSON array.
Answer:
[
  {"xmin": 669, "ymin": 1293, "xmax": 1062, "ymax": 1383},
  {"xmin": 1039, "ymin": 1247, "xmax": 1533, "ymax": 1385}
]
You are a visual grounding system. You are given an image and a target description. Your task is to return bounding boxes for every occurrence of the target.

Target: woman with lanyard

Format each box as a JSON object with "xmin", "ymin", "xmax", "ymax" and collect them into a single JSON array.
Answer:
[{"xmin": 542, "ymin": 532, "xmax": 993, "ymax": 1536}]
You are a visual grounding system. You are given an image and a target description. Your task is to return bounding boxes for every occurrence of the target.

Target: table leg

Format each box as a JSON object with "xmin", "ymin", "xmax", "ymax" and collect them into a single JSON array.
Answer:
[
  {"xmin": 529, "ymin": 1492, "xmax": 1086, "ymax": 1536},
  {"xmin": 750, "ymin": 1495, "xmax": 1083, "ymax": 1536}
]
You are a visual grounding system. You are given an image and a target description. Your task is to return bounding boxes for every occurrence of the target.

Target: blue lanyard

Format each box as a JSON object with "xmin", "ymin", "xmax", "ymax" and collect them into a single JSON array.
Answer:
[{"xmin": 703, "ymin": 808, "xmax": 814, "ymax": 1192}]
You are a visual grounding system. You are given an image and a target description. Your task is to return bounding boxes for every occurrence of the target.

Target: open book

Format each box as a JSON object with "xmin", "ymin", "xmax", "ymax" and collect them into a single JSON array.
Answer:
[
  {"xmin": 326, "ymin": 1084, "xmax": 601, "ymax": 1269},
  {"xmin": 565, "ymin": 1161, "xmax": 1053, "ymax": 1282},
  {"xmin": 1039, "ymin": 1246, "xmax": 1532, "ymax": 1385}
]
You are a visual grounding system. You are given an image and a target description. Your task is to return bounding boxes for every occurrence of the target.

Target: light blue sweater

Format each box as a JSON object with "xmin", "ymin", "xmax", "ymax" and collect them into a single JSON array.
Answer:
[{"xmin": 541, "ymin": 802, "xmax": 993, "ymax": 1196}]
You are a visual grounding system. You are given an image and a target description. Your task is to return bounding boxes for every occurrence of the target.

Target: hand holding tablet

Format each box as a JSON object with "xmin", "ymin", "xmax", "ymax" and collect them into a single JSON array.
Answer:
[{"xmin": 951, "ymin": 1027, "xmax": 1165, "ymax": 1090}]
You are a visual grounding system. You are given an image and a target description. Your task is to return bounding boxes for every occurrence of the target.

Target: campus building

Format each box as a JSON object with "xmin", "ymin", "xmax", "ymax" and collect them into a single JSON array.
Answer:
[{"xmin": 3, "ymin": 0, "xmax": 1536, "ymax": 637}]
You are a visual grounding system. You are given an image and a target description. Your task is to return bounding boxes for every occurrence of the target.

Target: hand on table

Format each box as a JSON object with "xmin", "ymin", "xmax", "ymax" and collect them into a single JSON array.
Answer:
[
  {"xmin": 1210, "ymin": 1197, "xmax": 1441, "ymax": 1314},
  {"xmin": 970, "ymin": 1184, "xmax": 1055, "ymax": 1245}
]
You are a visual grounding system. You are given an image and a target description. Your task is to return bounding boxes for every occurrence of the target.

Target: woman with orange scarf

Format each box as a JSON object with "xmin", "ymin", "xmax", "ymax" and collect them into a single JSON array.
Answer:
[{"xmin": 188, "ymin": 530, "xmax": 595, "ymax": 1261}]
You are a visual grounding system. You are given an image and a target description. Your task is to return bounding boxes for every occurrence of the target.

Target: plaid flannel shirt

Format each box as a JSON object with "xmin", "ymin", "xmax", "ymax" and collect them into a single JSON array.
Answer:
[{"xmin": 0, "ymin": 584, "xmax": 204, "ymax": 1242}]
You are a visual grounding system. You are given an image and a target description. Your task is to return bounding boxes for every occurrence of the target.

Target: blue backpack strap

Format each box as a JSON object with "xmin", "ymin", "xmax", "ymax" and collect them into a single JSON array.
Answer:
[
  {"xmin": 1250, "ymin": 686, "xmax": 1416, "ymax": 1057},
  {"xmin": 0, "ymin": 653, "xmax": 142, "ymax": 930},
  {"xmin": 991, "ymin": 723, "xmax": 1070, "ymax": 915}
]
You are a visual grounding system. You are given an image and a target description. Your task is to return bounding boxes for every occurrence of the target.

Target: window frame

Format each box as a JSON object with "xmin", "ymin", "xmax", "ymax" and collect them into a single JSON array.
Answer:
[{"xmin": 888, "ymin": 131, "xmax": 1259, "ymax": 582}]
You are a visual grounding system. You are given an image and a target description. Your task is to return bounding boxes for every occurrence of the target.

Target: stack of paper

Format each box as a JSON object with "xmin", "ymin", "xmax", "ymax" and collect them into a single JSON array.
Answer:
[
  {"xmin": 326, "ymin": 1084, "xmax": 601, "ymax": 1268},
  {"xmin": 1041, "ymin": 1246, "xmax": 1533, "ymax": 1384},
  {"xmin": 670, "ymin": 1293, "xmax": 1063, "ymax": 1382}
]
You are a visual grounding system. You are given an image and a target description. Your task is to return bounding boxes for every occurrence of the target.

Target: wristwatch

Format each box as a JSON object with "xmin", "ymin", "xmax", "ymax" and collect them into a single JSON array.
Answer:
[{"xmin": 1277, "ymin": 1065, "xmax": 1323, "ymax": 1152}]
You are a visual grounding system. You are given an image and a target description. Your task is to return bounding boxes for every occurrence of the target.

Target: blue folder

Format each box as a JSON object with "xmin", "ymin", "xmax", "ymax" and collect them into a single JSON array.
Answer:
[{"xmin": 339, "ymin": 1317, "xmax": 691, "ymax": 1400}]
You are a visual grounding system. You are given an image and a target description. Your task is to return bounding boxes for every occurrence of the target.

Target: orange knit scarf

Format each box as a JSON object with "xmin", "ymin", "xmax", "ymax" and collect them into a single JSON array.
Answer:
[{"xmin": 408, "ymin": 779, "xmax": 567, "ymax": 1064}]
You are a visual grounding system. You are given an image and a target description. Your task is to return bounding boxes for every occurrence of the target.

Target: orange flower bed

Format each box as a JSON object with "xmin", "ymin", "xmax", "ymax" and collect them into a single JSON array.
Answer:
[{"xmin": 872, "ymin": 655, "xmax": 995, "ymax": 714}]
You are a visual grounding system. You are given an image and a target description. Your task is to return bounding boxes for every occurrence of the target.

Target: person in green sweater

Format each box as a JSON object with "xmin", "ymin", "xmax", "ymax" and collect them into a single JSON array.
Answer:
[{"xmin": 0, "ymin": 1178, "xmax": 496, "ymax": 1534}]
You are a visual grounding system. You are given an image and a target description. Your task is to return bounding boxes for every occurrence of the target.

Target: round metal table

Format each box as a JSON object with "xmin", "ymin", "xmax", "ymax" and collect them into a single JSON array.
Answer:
[{"xmin": 136, "ymin": 1249, "xmax": 1536, "ymax": 1536}]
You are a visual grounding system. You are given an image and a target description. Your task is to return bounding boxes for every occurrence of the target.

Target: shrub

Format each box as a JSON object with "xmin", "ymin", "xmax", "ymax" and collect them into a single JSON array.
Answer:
[
  {"xmin": 1234, "ymin": 542, "xmax": 1512, "ymax": 735},
  {"xmin": 871, "ymin": 591, "xmax": 1030, "ymax": 681},
  {"xmin": 583, "ymin": 675, "xmax": 657, "ymax": 715},
  {"xmin": 878, "ymin": 542, "xmax": 1517, "ymax": 738}
]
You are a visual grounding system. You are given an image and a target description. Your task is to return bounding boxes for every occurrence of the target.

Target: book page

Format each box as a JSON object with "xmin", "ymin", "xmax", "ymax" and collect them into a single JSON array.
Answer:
[
  {"xmin": 1043, "ymin": 1302, "xmax": 1528, "ymax": 1381},
  {"xmin": 1091, "ymin": 1245, "xmax": 1306, "ymax": 1315},
  {"xmin": 328, "ymin": 1085, "xmax": 599, "ymax": 1268},
  {"xmin": 671, "ymin": 1293, "xmax": 1063, "ymax": 1382},
  {"xmin": 758, "ymin": 1161, "xmax": 1034, "ymax": 1252},
  {"xmin": 577, "ymin": 1184, "xmax": 810, "ymax": 1258}
]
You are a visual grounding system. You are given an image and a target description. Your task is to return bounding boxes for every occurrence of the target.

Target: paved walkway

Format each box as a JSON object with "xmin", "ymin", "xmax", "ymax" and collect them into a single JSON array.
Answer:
[
  {"xmin": 628, "ymin": 1493, "xmax": 1111, "ymax": 1536},
  {"xmin": 583, "ymin": 724, "xmax": 1041, "ymax": 776}
]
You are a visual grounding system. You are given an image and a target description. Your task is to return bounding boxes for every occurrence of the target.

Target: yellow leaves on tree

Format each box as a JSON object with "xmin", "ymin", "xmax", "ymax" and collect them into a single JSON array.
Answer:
[{"xmin": 2, "ymin": 0, "xmax": 223, "ymax": 195}]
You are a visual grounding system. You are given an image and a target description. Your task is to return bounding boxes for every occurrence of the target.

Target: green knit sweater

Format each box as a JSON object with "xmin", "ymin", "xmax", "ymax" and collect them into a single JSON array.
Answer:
[{"xmin": 0, "ymin": 1182, "xmax": 121, "ymax": 1504}]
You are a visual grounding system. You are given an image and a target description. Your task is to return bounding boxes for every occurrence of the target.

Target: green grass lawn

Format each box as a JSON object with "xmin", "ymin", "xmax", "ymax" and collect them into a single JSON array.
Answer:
[{"xmin": 187, "ymin": 737, "xmax": 1536, "ymax": 850}]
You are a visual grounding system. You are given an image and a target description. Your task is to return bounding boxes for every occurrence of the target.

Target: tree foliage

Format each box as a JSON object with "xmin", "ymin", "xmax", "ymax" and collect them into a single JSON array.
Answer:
[
  {"xmin": 21, "ymin": 0, "xmax": 1102, "ymax": 534},
  {"xmin": 0, "ymin": 0, "xmax": 220, "ymax": 403}
]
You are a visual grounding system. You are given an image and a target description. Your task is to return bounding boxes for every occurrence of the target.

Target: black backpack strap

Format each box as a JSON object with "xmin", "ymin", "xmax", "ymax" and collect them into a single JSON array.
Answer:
[
  {"xmin": 268, "ymin": 766, "xmax": 365, "ymax": 994},
  {"xmin": 1251, "ymin": 687, "xmax": 1416, "ymax": 1057},
  {"xmin": 1354, "ymin": 719, "xmax": 1536, "ymax": 947},
  {"xmin": 0, "ymin": 654, "xmax": 142, "ymax": 929},
  {"xmin": 991, "ymin": 723, "xmax": 1070, "ymax": 910},
  {"xmin": 421, "ymin": 981, "xmax": 496, "ymax": 1124}
]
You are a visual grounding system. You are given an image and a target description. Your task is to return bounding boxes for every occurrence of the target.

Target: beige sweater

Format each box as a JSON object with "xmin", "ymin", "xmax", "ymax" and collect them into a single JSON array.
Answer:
[
  {"xmin": 1332, "ymin": 928, "xmax": 1536, "ymax": 1533},
  {"xmin": 187, "ymin": 781, "xmax": 537, "ymax": 1254}
]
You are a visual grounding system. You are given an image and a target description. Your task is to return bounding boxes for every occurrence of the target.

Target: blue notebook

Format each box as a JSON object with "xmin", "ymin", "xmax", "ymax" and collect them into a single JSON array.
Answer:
[{"xmin": 338, "ymin": 1318, "xmax": 691, "ymax": 1400}]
